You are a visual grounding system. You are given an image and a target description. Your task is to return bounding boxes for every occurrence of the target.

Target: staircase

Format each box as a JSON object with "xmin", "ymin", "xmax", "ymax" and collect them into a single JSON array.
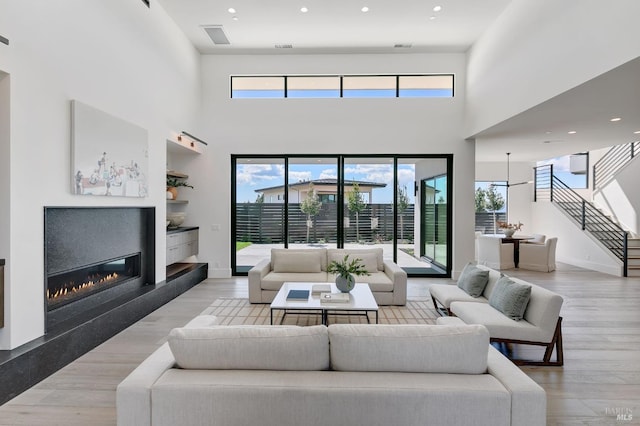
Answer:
[
  {"xmin": 535, "ymin": 164, "xmax": 629, "ymax": 276},
  {"xmin": 627, "ymin": 239, "xmax": 640, "ymax": 277},
  {"xmin": 593, "ymin": 141, "xmax": 640, "ymax": 276},
  {"xmin": 593, "ymin": 141, "xmax": 640, "ymax": 188}
]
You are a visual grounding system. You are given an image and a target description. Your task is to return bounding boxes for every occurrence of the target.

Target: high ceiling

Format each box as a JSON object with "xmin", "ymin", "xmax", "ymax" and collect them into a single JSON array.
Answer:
[
  {"xmin": 473, "ymin": 56, "xmax": 640, "ymax": 163},
  {"xmin": 156, "ymin": 0, "xmax": 512, "ymax": 54},
  {"xmin": 156, "ymin": 0, "xmax": 640, "ymax": 164}
]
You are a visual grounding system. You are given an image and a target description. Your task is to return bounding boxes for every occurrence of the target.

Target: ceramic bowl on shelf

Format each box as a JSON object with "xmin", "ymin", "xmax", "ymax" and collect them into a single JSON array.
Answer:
[{"xmin": 167, "ymin": 212, "xmax": 186, "ymax": 228}]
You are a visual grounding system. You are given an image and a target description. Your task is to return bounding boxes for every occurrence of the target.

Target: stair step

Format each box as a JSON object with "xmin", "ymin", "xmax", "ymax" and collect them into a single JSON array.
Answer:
[{"xmin": 627, "ymin": 239, "xmax": 640, "ymax": 248}]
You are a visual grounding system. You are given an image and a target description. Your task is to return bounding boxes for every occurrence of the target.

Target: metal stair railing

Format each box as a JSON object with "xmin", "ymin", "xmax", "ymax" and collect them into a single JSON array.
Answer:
[
  {"xmin": 534, "ymin": 164, "xmax": 628, "ymax": 276},
  {"xmin": 593, "ymin": 141, "xmax": 640, "ymax": 189}
]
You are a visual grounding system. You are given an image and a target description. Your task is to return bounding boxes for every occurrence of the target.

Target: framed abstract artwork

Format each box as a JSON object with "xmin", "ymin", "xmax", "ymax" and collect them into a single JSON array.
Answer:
[{"xmin": 71, "ymin": 100, "xmax": 148, "ymax": 197}]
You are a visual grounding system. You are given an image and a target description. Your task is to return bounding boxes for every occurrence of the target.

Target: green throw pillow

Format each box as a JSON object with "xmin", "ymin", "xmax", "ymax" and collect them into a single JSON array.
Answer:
[
  {"xmin": 488, "ymin": 276, "xmax": 532, "ymax": 321},
  {"xmin": 457, "ymin": 263, "xmax": 490, "ymax": 297}
]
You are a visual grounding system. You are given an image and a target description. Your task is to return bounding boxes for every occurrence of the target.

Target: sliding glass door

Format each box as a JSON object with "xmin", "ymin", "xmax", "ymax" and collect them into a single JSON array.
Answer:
[
  {"xmin": 232, "ymin": 154, "xmax": 452, "ymax": 277},
  {"xmin": 287, "ymin": 157, "xmax": 339, "ymax": 247},
  {"xmin": 421, "ymin": 173, "xmax": 448, "ymax": 271},
  {"xmin": 342, "ymin": 157, "xmax": 392, "ymax": 250},
  {"xmin": 233, "ymin": 158, "xmax": 285, "ymax": 273}
]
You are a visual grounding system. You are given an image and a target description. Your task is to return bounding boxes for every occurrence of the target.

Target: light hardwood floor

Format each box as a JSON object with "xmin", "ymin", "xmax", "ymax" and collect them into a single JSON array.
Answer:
[{"xmin": 0, "ymin": 264, "xmax": 639, "ymax": 425}]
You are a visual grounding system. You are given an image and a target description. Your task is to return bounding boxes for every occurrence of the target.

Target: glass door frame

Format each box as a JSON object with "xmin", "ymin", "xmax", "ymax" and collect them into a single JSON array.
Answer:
[
  {"xmin": 232, "ymin": 154, "xmax": 452, "ymax": 277},
  {"xmin": 420, "ymin": 173, "xmax": 451, "ymax": 273}
]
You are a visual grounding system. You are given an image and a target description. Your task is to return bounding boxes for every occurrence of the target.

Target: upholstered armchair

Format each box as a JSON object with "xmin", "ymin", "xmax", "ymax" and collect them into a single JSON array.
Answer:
[
  {"xmin": 477, "ymin": 236, "xmax": 515, "ymax": 270},
  {"xmin": 519, "ymin": 237, "xmax": 558, "ymax": 272}
]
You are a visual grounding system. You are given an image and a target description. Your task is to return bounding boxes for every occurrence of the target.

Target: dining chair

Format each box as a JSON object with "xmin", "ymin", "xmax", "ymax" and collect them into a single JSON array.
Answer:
[
  {"xmin": 477, "ymin": 236, "xmax": 515, "ymax": 270},
  {"xmin": 519, "ymin": 237, "xmax": 558, "ymax": 272}
]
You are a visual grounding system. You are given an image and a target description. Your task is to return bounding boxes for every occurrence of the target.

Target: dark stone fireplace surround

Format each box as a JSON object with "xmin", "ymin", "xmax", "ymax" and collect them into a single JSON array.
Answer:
[
  {"xmin": 44, "ymin": 207, "xmax": 156, "ymax": 332},
  {"xmin": 0, "ymin": 206, "xmax": 207, "ymax": 405}
]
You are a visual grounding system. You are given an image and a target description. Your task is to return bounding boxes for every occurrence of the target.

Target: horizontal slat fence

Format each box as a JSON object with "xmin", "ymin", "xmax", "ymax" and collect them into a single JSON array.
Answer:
[
  {"xmin": 475, "ymin": 212, "xmax": 507, "ymax": 233},
  {"xmin": 236, "ymin": 203, "xmax": 414, "ymax": 243}
]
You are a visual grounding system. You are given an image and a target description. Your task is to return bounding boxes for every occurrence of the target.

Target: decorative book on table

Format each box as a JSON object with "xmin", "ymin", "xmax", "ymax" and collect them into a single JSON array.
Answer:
[
  {"xmin": 311, "ymin": 284, "xmax": 331, "ymax": 295},
  {"xmin": 320, "ymin": 292, "xmax": 350, "ymax": 303},
  {"xmin": 286, "ymin": 289, "xmax": 310, "ymax": 301}
]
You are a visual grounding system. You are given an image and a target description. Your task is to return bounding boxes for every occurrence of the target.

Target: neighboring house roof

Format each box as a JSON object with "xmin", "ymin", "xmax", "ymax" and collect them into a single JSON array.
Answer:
[{"xmin": 254, "ymin": 178, "xmax": 387, "ymax": 193}]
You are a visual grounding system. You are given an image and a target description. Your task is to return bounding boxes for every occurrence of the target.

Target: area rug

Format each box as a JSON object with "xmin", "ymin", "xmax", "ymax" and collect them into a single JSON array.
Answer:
[{"xmin": 199, "ymin": 298, "xmax": 438, "ymax": 326}]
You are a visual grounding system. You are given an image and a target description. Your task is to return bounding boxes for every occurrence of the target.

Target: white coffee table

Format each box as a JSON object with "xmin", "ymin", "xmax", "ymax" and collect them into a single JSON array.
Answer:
[{"xmin": 270, "ymin": 282, "xmax": 379, "ymax": 326}]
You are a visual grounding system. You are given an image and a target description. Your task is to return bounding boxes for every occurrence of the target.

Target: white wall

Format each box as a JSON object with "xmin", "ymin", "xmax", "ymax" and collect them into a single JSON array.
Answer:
[
  {"xmin": 465, "ymin": 0, "xmax": 640, "ymax": 137},
  {"xmin": 0, "ymin": 72, "xmax": 9, "ymax": 333},
  {"xmin": 594, "ymin": 156, "xmax": 640, "ymax": 236},
  {"xmin": 0, "ymin": 1, "xmax": 201, "ymax": 349},
  {"xmin": 196, "ymin": 53, "xmax": 476, "ymax": 277}
]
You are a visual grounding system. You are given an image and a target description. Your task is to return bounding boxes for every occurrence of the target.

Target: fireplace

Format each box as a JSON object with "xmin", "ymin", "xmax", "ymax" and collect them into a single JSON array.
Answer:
[
  {"xmin": 44, "ymin": 207, "xmax": 155, "ymax": 332},
  {"xmin": 0, "ymin": 206, "xmax": 208, "ymax": 408},
  {"xmin": 47, "ymin": 253, "xmax": 141, "ymax": 310}
]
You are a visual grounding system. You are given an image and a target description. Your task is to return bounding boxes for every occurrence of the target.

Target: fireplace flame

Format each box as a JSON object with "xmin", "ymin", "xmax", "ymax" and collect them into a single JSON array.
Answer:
[{"xmin": 47, "ymin": 272, "xmax": 119, "ymax": 301}]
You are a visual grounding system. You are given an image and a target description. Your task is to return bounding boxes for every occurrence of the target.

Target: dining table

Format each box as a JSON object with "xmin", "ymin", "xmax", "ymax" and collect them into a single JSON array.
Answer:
[{"xmin": 500, "ymin": 235, "xmax": 533, "ymax": 267}]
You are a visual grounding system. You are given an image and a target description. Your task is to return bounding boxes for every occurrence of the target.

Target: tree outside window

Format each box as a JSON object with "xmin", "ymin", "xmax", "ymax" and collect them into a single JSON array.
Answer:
[
  {"xmin": 484, "ymin": 185, "xmax": 505, "ymax": 234},
  {"xmin": 397, "ymin": 185, "xmax": 410, "ymax": 242},
  {"xmin": 300, "ymin": 184, "xmax": 322, "ymax": 243},
  {"xmin": 347, "ymin": 183, "xmax": 366, "ymax": 242}
]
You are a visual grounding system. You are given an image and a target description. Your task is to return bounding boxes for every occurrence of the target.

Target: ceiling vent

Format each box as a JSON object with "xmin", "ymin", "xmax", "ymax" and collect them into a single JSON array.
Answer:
[
  {"xmin": 0, "ymin": 34, "xmax": 8, "ymax": 46},
  {"xmin": 203, "ymin": 26, "xmax": 231, "ymax": 45},
  {"xmin": 275, "ymin": 44, "xmax": 293, "ymax": 49},
  {"xmin": 394, "ymin": 44, "xmax": 412, "ymax": 48},
  {"xmin": 141, "ymin": 0, "xmax": 150, "ymax": 8}
]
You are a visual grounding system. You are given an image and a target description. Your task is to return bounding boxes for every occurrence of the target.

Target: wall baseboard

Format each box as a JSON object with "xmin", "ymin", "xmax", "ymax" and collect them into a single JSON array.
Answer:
[
  {"xmin": 208, "ymin": 267, "xmax": 232, "ymax": 278},
  {"xmin": 558, "ymin": 256, "xmax": 622, "ymax": 277}
]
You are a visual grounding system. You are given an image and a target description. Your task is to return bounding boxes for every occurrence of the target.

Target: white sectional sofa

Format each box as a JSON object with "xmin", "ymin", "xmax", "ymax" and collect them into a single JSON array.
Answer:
[
  {"xmin": 248, "ymin": 248, "xmax": 407, "ymax": 305},
  {"xmin": 430, "ymin": 264, "xmax": 564, "ymax": 366},
  {"xmin": 117, "ymin": 317, "xmax": 546, "ymax": 426}
]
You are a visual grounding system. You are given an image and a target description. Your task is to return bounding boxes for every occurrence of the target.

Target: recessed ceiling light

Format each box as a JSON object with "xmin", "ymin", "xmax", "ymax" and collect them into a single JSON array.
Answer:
[
  {"xmin": 300, "ymin": 6, "xmax": 308, "ymax": 12},
  {"xmin": 232, "ymin": 15, "xmax": 239, "ymax": 21},
  {"xmin": 610, "ymin": 117, "xmax": 622, "ymax": 122},
  {"xmin": 429, "ymin": 15, "xmax": 437, "ymax": 20},
  {"xmin": 634, "ymin": 130, "xmax": 640, "ymax": 134},
  {"xmin": 361, "ymin": 6, "xmax": 369, "ymax": 12},
  {"xmin": 545, "ymin": 131, "xmax": 552, "ymax": 134},
  {"xmin": 228, "ymin": 7, "xmax": 236, "ymax": 14},
  {"xmin": 568, "ymin": 131, "xmax": 577, "ymax": 134},
  {"xmin": 433, "ymin": 5, "xmax": 442, "ymax": 12}
]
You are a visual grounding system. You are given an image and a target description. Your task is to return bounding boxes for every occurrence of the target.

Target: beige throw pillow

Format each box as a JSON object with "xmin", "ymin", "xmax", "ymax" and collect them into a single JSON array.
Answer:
[
  {"xmin": 169, "ymin": 325, "xmax": 330, "ymax": 370},
  {"xmin": 272, "ymin": 250, "xmax": 322, "ymax": 273}
]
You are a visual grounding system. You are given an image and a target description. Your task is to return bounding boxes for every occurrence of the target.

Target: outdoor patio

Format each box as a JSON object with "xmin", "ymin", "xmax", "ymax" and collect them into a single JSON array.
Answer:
[{"xmin": 236, "ymin": 242, "xmax": 435, "ymax": 269}]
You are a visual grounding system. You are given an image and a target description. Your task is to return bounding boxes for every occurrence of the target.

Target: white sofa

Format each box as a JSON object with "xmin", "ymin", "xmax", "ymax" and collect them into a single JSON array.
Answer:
[
  {"xmin": 248, "ymin": 248, "xmax": 407, "ymax": 305},
  {"xmin": 430, "ymin": 264, "xmax": 564, "ymax": 366},
  {"xmin": 117, "ymin": 317, "xmax": 546, "ymax": 426}
]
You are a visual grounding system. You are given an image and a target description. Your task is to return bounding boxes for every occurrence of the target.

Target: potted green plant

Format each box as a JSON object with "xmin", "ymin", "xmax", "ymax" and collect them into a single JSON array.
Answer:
[
  {"xmin": 327, "ymin": 254, "xmax": 370, "ymax": 293},
  {"xmin": 166, "ymin": 177, "xmax": 194, "ymax": 200}
]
